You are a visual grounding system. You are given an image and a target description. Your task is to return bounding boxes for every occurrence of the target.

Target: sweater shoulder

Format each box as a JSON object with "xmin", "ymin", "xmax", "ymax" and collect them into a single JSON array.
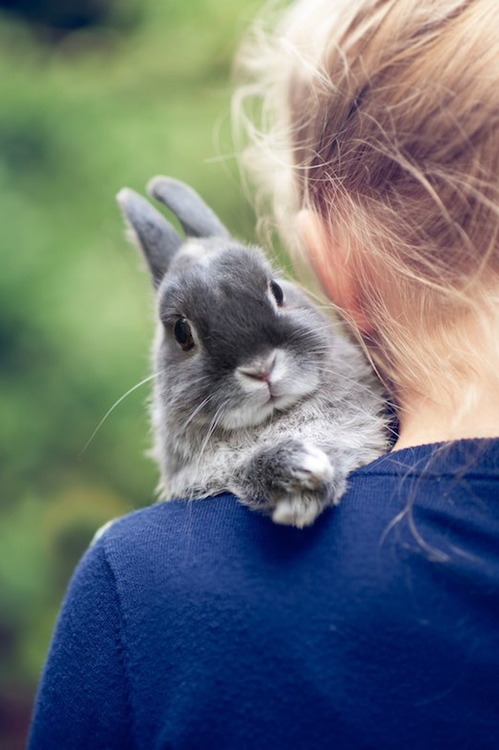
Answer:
[
  {"xmin": 91, "ymin": 494, "xmax": 255, "ymax": 576},
  {"xmin": 94, "ymin": 494, "xmax": 244, "ymax": 545}
]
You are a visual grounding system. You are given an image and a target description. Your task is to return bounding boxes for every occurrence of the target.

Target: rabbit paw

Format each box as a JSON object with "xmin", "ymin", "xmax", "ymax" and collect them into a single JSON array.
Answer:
[
  {"xmin": 281, "ymin": 441, "xmax": 334, "ymax": 489},
  {"xmin": 241, "ymin": 440, "xmax": 343, "ymax": 528},
  {"xmin": 270, "ymin": 443, "xmax": 333, "ymax": 527},
  {"xmin": 270, "ymin": 493, "xmax": 325, "ymax": 528}
]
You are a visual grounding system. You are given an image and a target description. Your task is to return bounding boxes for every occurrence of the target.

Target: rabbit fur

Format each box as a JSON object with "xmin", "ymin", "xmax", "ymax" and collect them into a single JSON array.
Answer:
[{"xmin": 116, "ymin": 176, "xmax": 389, "ymax": 528}]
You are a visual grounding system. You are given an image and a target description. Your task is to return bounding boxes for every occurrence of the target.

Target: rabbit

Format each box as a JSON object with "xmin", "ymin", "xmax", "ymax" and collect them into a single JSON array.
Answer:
[{"xmin": 116, "ymin": 176, "xmax": 389, "ymax": 528}]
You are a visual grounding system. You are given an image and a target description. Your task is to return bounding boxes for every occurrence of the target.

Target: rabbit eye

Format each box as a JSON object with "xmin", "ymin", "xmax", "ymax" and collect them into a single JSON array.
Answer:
[
  {"xmin": 270, "ymin": 280, "xmax": 284, "ymax": 306},
  {"xmin": 173, "ymin": 318, "xmax": 194, "ymax": 351}
]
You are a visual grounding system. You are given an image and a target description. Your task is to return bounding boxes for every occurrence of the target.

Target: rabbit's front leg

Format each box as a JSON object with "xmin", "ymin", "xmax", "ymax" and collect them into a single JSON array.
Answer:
[{"xmin": 234, "ymin": 439, "xmax": 348, "ymax": 528}]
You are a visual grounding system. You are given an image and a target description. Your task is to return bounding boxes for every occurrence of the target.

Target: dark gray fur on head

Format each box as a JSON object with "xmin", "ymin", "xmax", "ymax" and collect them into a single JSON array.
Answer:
[{"xmin": 116, "ymin": 176, "xmax": 389, "ymax": 528}]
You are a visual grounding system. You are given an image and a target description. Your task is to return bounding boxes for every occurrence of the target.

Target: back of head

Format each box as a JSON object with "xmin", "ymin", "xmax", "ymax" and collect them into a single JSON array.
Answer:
[{"xmin": 235, "ymin": 0, "xmax": 499, "ymax": 403}]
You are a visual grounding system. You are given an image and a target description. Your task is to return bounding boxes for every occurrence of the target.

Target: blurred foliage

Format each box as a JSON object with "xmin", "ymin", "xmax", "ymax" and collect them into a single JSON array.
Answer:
[{"xmin": 0, "ymin": 0, "xmax": 263, "ymax": 745}]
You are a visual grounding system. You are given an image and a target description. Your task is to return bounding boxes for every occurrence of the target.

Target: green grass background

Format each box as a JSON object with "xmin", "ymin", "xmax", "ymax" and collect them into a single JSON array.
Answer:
[{"xmin": 0, "ymin": 1, "xmax": 264, "ymax": 744}]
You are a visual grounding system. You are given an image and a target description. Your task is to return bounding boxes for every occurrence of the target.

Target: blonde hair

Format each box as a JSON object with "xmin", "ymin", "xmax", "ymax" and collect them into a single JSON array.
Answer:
[{"xmin": 235, "ymin": 0, "xmax": 499, "ymax": 403}]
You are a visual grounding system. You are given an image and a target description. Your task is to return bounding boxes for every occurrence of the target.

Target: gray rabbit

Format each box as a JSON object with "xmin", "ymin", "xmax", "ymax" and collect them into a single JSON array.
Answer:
[{"xmin": 116, "ymin": 177, "xmax": 389, "ymax": 528}]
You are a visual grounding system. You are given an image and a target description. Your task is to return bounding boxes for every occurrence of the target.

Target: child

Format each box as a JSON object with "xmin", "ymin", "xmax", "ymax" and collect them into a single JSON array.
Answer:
[
  {"xmin": 29, "ymin": 2, "xmax": 499, "ymax": 748},
  {"xmin": 235, "ymin": 0, "xmax": 499, "ymax": 451}
]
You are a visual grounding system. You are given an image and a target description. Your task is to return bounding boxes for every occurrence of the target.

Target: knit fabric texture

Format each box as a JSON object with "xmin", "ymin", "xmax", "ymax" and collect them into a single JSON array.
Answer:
[{"xmin": 29, "ymin": 439, "xmax": 499, "ymax": 749}]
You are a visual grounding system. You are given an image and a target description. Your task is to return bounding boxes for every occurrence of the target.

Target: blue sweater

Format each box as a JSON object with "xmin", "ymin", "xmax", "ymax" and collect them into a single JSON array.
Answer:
[{"xmin": 29, "ymin": 440, "xmax": 499, "ymax": 750}]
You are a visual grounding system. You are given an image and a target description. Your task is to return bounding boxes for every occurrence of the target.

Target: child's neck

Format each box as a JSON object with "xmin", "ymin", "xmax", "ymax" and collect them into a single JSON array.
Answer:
[{"xmin": 393, "ymin": 374, "xmax": 499, "ymax": 451}]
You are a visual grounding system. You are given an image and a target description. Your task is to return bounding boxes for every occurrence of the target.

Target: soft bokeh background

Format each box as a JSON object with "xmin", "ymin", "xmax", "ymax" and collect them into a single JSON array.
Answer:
[{"xmin": 0, "ymin": 1, "xmax": 263, "ymax": 745}]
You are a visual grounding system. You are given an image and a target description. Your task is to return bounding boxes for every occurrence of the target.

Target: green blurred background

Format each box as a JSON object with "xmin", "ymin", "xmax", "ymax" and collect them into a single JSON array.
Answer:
[{"xmin": 0, "ymin": 1, "xmax": 263, "ymax": 745}]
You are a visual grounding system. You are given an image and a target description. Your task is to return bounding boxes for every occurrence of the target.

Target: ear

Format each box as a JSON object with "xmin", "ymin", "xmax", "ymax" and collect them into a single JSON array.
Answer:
[
  {"xmin": 297, "ymin": 209, "xmax": 373, "ymax": 334},
  {"xmin": 148, "ymin": 176, "xmax": 230, "ymax": 239},
  {"xmin": 116, "ymin": 188, "xmax": 183, "ymax": 288}
]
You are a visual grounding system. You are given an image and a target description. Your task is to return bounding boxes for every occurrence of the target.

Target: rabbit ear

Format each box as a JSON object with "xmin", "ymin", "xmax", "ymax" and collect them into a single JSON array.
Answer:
[
  {"xmin": 116, "ymin": 188, "xmax": 183, "ymax": 288},
  {"xmin": 148, "ymin": 176, "xmax": 230, "ymax": 239}
]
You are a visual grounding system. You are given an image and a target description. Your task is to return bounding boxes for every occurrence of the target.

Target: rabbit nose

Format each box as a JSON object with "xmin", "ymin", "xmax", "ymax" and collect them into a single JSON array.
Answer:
[{"xmin": 238, "ymin": 352, "xmax": 276, "ymax": 382}]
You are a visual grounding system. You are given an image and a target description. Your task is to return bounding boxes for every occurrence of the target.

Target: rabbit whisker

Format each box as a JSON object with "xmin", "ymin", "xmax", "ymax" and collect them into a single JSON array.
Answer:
[
  {"xmin": 183, "ymin": 393, "xmax": 217, "ymax": 430},
  {"xmin": 292, "ymin": 322, "xmax": 342, "ymax": 337},
  {"xmin": 196, "ymin": 401, "xmax": 228, "ymax": 465},
  {"xmin": 315, "ymin": 366, "xmax": 384, "ymax": 395},
  {"xmin": 79, "ymin": 371, "xmax": 162, "ymax": 458},
  {"xmin": 318, "ymin": 365, "xmax": 378, "ymax": 385}
]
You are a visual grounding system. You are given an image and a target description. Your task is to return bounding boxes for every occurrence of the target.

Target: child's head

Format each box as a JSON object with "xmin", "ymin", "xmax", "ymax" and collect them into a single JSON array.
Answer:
[{"xmin": 236, "ymin": 0, "xmax": 499, "ymax": 403}]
